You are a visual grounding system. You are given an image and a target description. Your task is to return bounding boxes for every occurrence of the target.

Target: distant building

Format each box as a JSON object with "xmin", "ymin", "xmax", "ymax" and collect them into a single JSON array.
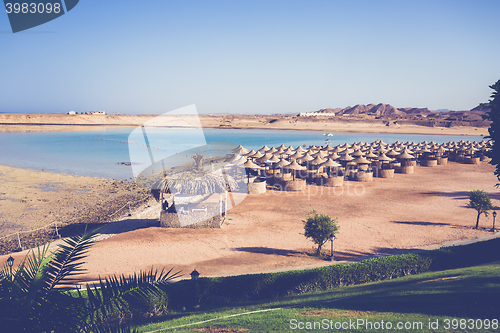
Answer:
[
  {"xmin": 68, "ymin": 111, "xmax": 77, "ymax": 115},
  {"xmin": 88, "ymin": 111, "xmax": 107, "ymax": 115},
  {"xmin": 298, "ymin": 112, "xmax": 335, "ymax": 117}
]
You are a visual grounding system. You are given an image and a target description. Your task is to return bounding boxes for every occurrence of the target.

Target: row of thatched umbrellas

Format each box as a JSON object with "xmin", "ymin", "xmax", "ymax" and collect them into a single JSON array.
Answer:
[
  {"xmin": 227, "ymin": 139, "xmax": 490, "ymax": 180},
  {"xmin": 153, "ymin": 139, "xmax": 489, "ymax": 198}
]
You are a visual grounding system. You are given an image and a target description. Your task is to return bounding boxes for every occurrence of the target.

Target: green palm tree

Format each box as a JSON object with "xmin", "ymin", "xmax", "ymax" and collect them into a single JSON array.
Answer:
[{"xmin": 0, "ymin": 229, "xmax": 181, "ymax": 332}]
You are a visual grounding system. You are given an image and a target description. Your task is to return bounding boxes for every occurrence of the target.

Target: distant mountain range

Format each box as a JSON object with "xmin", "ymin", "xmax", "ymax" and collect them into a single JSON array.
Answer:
[{"xmin": 310, "ymin": 103, "xmax": 488, "ymax": 121}]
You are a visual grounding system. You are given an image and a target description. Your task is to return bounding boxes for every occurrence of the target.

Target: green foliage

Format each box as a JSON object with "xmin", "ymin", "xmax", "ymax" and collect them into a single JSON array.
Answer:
[
  {"xmin": 468, "ymin": 189, "xmax": 495, "ymax": 229},
  {"xmin": 165, "ymin": 237, "xmax": 500, "ymax": 310},
  {"xmin": 0, "ymin": 230, "xmax": 181, "ymax": 332},
  {"xmin": 483, "ymin": 79, "xmax": 500, "ymax": 184},
  {"xmin": 303, "ymin": 210, "xmax": 340, "ymax": 256}
]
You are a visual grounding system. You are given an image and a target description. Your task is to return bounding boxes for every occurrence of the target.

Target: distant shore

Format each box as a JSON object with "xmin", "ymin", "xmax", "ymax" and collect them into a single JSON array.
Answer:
[{"xmin": 0, "ymin": 113, "xmax": 488, "ymax": 136}]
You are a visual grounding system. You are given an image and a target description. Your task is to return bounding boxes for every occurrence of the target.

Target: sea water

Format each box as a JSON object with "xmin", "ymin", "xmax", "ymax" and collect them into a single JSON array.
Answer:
[{"xmin": 0, "ymin": 127, "xmax": 484, "ymax": 180}]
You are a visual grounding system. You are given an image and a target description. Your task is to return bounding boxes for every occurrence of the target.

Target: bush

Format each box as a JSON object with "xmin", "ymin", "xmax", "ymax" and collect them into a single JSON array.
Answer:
[{"xmin": 166, "ymin": 237, "xmax": 500, "ymax": 308}]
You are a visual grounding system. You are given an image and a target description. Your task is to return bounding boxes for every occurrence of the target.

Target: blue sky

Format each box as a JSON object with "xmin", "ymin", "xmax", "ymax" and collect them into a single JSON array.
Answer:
[{"xmin": 1, "ymin": 0, "xmax": 499, "ymax": 114}]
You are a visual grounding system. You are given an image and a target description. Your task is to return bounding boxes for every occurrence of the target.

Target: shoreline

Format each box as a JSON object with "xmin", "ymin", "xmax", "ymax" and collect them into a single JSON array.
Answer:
[{"xmin": 0, "ymin": 113, "xmax": 488, "ymax": 136}]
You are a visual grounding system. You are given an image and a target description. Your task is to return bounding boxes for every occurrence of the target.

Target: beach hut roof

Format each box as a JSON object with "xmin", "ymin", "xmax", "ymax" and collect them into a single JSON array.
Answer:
[
  {"xmin": 251, "ymin": 151, "xmax": 264, "ymax": 159},
  {"xmin": 286, "ymin": 160, "xmax": 306, "ymax": 170},
  {"xmin": 243, "ymin": 159, "xmax": 261, "ymax": 169},
  {"xmin": 256, "ymin": 153, "xmax": 274, "ymax": 163},
  {"xmin": 377, "ymin": 146, "xmax": 389, "ymax": 154},
  {"xmin": 299, "ymin": 153, "xmax": 314, "ymax": 162},
  {"xmin": 386, "ymin": 149, "xmax": 401, "ymax": 157},
  {"xmin": 321, "ymin": 158, "xmax": 342, "ymax": 167},
  {"xmin": 397, "ymin": 149, "xmax": 415, "ymax": 159},
  {"xmin": 338, "ymin": 153, "xmax": 355, "ymax": 161},
  {"xmin": 365, "ymin": 150, "xmax": 379, "ymax": 158},
  {"xmin": 312, "ymin": 150, "xmax": 328, "ymax": 158},
  {"xmin": 243, "ymin": 150, "xmax": 256, "ymax": 157},
  {"xmin": 232, "ymin": 145, "xmax": 249, "ymax": 154},
  {"xmin": 159, "ymin": 170, "xmax": 238, "ymax": 195},
  {"xmin": 289, "ymin": 151, "xmax": 305, "ymax": 160},
  {"xmin": 354, "ymin": 156, "xmax": 371, "ymax": 164},
  {"xmin": 275, "ymin": 158, "xmax": 291, "ymax": 168},
  {"xmin": 268, "ymin": 155, "xmax": 280, "ymax": 163},
  {"xmin": 329, "ymin": 152, "xmax": 341, "ymax": 160},
  {"xmin": 352, "ymin": 149, "xmax": 365, "ymax": 157},
  {"xmin": 377, "ymin": 153, "xmax": 394, "ymax": 162},
  {"xmin": 310, "ymin": 156, "xmax": 327, "ymax": 165}
]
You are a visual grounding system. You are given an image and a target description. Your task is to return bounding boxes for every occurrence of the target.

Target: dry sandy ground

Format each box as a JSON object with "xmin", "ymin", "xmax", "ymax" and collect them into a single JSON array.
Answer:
[
  {"xmin": 0, "ymin": 165, "xmax": 148, "ymax": 253},
  {"xmin": 0, "ymin": 113, "xmax": 486, "ymax": 136},
  {"xmin": 1, "ymin": 162, "xmax": 498, "ymax": 282}
]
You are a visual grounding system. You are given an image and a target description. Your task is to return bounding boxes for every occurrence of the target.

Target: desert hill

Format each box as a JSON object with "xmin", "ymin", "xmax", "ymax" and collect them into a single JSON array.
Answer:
[{"xmin": 311, "ymin": 103, "xmax": 486, "ymax": 122}]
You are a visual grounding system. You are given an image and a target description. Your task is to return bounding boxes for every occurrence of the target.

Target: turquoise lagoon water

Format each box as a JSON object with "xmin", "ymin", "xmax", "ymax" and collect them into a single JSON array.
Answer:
[{"xmin": 0, "ymin": 127, "xmax": 484, "ymax": 180}]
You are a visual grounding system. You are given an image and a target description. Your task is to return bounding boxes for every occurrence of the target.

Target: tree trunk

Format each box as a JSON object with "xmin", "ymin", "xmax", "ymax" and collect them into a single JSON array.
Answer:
[
  {"xmin": 475, "ymin": 211, "xmax": 481, "ymax": 229},
  {"xmin": 316, "ymin": 244, "xmax": 322, "ymax": 256}
]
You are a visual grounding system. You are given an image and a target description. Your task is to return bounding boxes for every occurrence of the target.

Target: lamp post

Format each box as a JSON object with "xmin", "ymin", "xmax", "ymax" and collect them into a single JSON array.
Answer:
[
  {"xmin": 329, "ymin": 234, "xmax": 335, "ymax": 261},
  {"xmin": 492, "ymin": 211, "xmax": 497, "ymax": 232},
  {"xmin": 190, "ymin": 269, "xmax": 200, "ymax": 308},
  {"xmin": 7, "ymin": 256, "xmax": 14, "ymax": 277}
]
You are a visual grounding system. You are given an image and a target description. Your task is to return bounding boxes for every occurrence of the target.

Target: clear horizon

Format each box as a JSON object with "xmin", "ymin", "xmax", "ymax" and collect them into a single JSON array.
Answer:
[{"xmin": 1, "ymin": 1, "xmax": 499, "ymax": 115}]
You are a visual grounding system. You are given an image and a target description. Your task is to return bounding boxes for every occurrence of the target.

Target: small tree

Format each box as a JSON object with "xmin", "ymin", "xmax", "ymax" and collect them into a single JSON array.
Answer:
[
  {"xmin": 303, "ymin": 210, "xmax": 339, "ymax": 256},
  {"xmin": 468, "ymin": 189, "xmax": 495, "ymax": 229}
]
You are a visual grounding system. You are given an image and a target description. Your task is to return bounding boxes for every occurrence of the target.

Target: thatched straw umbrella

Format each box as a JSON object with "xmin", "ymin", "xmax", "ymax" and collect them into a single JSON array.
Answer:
[
  {"xmin": 354, "ymin": 155, "xmax": 371, "ymax": 165},
  {"xmin": 298, "ymin": 153, "xmax": 314, "ymax": 164},
  {"xmin": 397, "ymin": 149, "xmax": 415, "ymax": 166},
  {"xmin": 243, "ymin": 150, "xmax": 256, "ymax": 157},
  {"xmin": 377, "ymin": 153, "xmax": 394, "ymax": 168},
  {"xmin": 232, "ymin": 145, "xmax": 249, "ymax": 155},
  {"xmin": 365, "ymin": 150, "xmax": 379, "ymax": 160},
  {"xmin": 352, "ymin": 149, "xmax": 365, "ymax": 157},
  {"xmin": 321, "ymin": 158, "xmax": 342, "ymax": 176},
  {"xmin": 268, "ymin": 147, "xmax": 278, "ymax": 153},
  {"xmin": 312, "ymin": 150, "xmax": 328, "ymax": 158},
  {"xmin": 256, "ymin": 152, "xmax": 274, "ymax": 164},
  {"xmin": 259, "ymin": 145, "xmax": 270, "ymax": 152},
  {"xmin": 251, "ymin": 151, "xmax": 264, "ymax": 159},
  {"xmin": 286, "ymin": 160, "xmax": 306, "ymax": 180},
  {"xmin": 295, "ymin": 146, "xmax": 306, "ymax": 153},
  {"xmin": 289, "ymin": 151, "xmax": 304, "ymax": 161},
  {"xmin": 273, "ymin": 158, "xmax": 291, "ymax": 178},
  {"xmin": 329, "ymin": 152, "xmax": 341, "ymax": 160},
  {"xmin": 332, "ymin": 146, "xmax": 344, "ymax": 153},
  {"xmin": 243, "ymin": 159, "xmax": 262, "ymax": 183},
  {"xmin": 386, "ymin": 149, "xmax": 400, "ymax": 158},
  {"xmin": 338, "ymin": 153, "xmax": 355, "ymax": 170},
  {"xmin": 434, "ymin": 146, "xmax": 448, "ymax": 156}
]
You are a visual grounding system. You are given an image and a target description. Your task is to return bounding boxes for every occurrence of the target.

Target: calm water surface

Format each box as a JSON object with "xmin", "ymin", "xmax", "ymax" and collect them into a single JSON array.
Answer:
[{"xmin": 0, "ymin": 128, "xmax": 484, "ymax": 179}]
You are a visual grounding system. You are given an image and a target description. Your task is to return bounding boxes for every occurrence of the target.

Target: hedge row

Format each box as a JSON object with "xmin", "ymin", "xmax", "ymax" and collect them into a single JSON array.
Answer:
[{"xmin": 167, "ymin": 237, "xmax": 500, "ymax": 308}]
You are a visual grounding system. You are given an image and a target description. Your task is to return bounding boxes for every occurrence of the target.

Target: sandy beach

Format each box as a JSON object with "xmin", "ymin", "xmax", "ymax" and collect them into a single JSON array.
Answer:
[
  {"xmin": 0, "ymin": 113, "xmax": 488, "ymax": 136},
  {"xmin": 1, "ymin": 161, "xmax": 498, "ymax": 282}
]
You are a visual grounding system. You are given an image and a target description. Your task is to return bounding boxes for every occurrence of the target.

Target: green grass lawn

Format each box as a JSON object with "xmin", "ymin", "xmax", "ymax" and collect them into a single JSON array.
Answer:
[{"xmin": 134, "ymin": 261, "xmax": 500, "ymax": 332}]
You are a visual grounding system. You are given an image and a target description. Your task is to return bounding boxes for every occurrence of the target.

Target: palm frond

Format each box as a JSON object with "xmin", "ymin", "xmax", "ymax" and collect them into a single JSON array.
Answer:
[
  {"xmin": 82, "ymin": 268, "xmax": 182, "ymax": 329},
  {"xmin": 45, "ymin": 229, "xmax": 100, "ymax": 289}
]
